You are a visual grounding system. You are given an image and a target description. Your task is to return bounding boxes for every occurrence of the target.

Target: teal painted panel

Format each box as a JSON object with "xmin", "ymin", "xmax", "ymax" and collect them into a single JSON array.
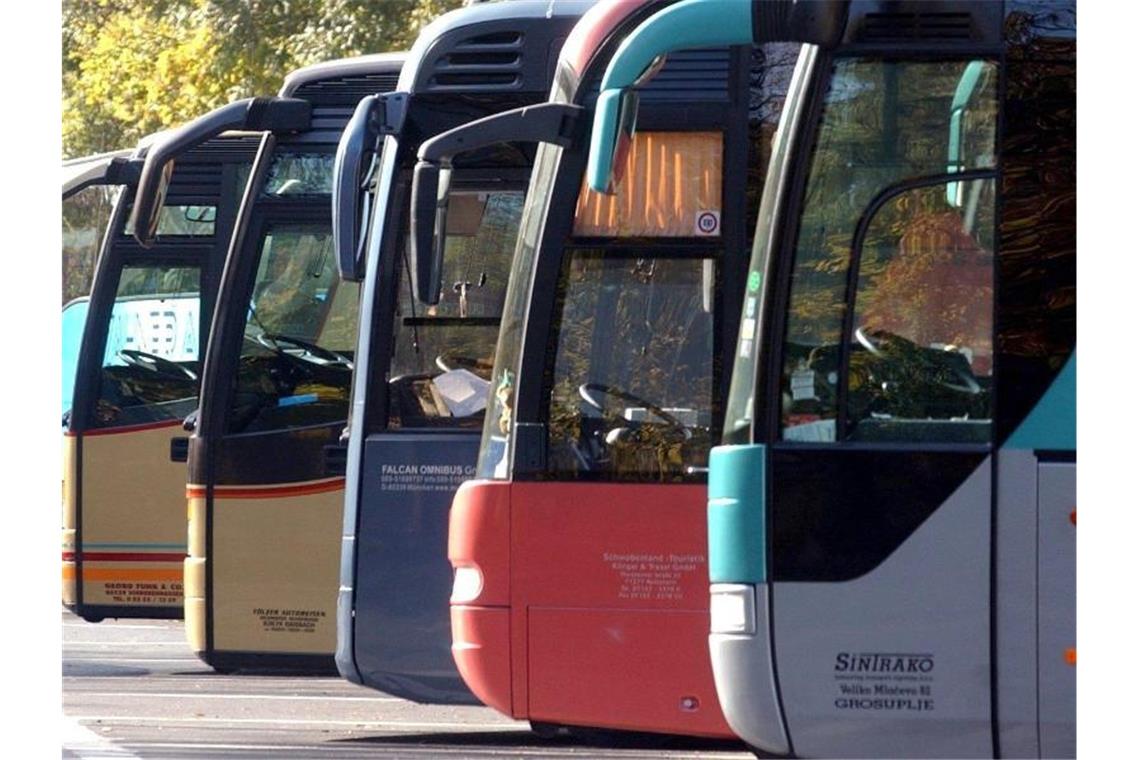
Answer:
[
  {"xmin": 598, "ymin": 0, "xmax": 753, "ymax": 91},
  {"xmin": 586, "ymin": 89, "xmax": 623, "ymax": 193},
  {"xmin": 1006, "ymin": 352, "xmax": 1076, "ymax": 451},
  {"xmin": 588, "ymin": 0, "xmax": 752, "ymax": 193},
  {"xmin": 708, "ymin": 444, "xmax": 766, "ymax": 583}
]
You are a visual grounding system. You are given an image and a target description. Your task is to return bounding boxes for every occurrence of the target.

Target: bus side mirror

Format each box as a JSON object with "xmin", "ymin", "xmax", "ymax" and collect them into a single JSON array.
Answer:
[
  {"xmin": 586, "ymin": 89, "xmax": 639, "ymax": 195},
  {"xmin": 333, "ymin": 96, "xmax": 381, "ymax": 282},
  {"xmin": 138, "ymin": 159, "xmax": 176, "ymax": 244},
  {"xmin": 410, "ymin": 160, "xmax": 452, "ymax": 306},
  {"xmin": 332, "ymin": 93, "xmax": 407, "ymax": 282}
]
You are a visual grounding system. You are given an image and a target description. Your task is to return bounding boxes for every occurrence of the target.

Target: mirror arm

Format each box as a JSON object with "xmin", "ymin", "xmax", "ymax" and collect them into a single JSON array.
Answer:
[
  {"xmin": 417, "ymin": 102, "xmax": 583, "ymax": 164},
  {"xmin": 409, "ymin": 103, "xmax": 583, "ymax": 305},
  {"xmin": 129, "ymin": 97, "xmax": 311, "ymax": 246},
  {"xmin": 62, "ymin": 157, "xmax": 144, "ymax": 201},
  {"xmin": 333, "ymin": 92, "xmax": 408, "ymax": 282}
]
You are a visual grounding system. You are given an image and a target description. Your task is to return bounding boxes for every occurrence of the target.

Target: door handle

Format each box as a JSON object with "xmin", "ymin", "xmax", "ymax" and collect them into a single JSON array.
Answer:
[{"xmin": 170, "ymin": 437, "xmax": 189, "ymax": 463}]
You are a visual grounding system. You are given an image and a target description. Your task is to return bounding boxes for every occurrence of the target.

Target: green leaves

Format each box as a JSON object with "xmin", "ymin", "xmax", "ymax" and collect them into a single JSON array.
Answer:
[{"xmin": 62, "ymin": 0, "xmax": 464, "ymax": 157}]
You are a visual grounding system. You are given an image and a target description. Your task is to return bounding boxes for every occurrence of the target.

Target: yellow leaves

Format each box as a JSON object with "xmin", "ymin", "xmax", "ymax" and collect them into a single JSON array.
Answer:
[{"xmin": 62, "ymin": 0, "xmax": 467, "ymax": 157}]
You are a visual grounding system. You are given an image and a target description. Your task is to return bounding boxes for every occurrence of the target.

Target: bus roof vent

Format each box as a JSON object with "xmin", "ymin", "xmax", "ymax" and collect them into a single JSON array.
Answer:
[
  {"xmin": 427, "ymin": 29, "xmax": 525, "ymax": 90},
  {"xmin": 859, "ymin": 11, "xmax": 974, "ymax": 41},
  {"xmin": 291, "ymin": 72, "xmax": 403, "ymax": 105},
  {"xmin": 585, "ymin": 49, "xmax": 731, "ymax": 104}
]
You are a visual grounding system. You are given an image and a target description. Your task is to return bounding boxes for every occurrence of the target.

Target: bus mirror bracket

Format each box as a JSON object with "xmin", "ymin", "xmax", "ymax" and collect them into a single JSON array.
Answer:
[
  {"xmin": 62, "ymin": 157, "xmax": 144, "ymax": 200},
  {"xmin": 587, "ymin": 0, "xmax": 848, "ymax": 194},
  {"xmin": 410, "ymin": 102, "xmax": 583, "ymax": 305},
  {"xmin": 130, "ymin": 97, "xmax": 312, "ymax": 247},
  {"xmin": 333, "ymin": 92, "xmax": 409, "ymax": 282}
]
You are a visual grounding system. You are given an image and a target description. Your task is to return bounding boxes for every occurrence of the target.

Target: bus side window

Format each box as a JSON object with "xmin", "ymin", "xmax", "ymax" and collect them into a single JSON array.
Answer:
[
  {"xmin": 844, "ymin": 179, "xmax": 995, "ymax": 443},
  {"xmin": 779, "ymin": 59, "xmax": 998, "ymax": 444}
]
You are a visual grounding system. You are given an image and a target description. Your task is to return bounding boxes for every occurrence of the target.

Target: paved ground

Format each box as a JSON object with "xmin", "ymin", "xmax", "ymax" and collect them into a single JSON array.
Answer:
[{"xmin": 62, "ymin": 611, "xmax": 751, "ymax": 759}]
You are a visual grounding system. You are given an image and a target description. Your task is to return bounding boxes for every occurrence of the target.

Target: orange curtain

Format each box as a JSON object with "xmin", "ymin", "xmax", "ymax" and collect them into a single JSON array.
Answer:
[{"xmin": 573, "ymin": 132, "xmax": 723, "ymax": 237}]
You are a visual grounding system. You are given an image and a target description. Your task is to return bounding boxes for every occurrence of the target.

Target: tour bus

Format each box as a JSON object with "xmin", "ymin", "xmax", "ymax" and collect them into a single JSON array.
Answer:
[
  {"xmin": 63, "ymin": 134, "xmax": 258, "ymax": 622},
  {"xmin": 406, "ymin": 0, "xmax": 819, "ymax": 736},
  {"xmin": 587, "ymin": 0, "xmax": 1076, "ymax": 757},
  {"xmin": 129, "ymin": 55, "xmax": 405, "ymax": 672},
  {"xmin": 334, "ymin": 0, "xmax": 591, "ymax": 704}
]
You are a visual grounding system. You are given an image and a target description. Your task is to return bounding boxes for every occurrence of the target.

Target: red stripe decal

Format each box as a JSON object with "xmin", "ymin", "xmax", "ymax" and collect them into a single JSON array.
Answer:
[
  {"xmin": 64, "ymin": 552, "xmax": 185, "ymax": 562},
  {"xmin": 212, "ymin": 478, "xmax": 346, "ymax": 500}
]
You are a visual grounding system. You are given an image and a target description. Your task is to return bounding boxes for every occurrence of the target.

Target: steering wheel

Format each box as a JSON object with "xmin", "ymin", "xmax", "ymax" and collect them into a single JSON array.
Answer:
[
  {"xmin": 435, "ymin": 354, "xmax": 492, "ymax": 374},
  {"xmin": 854, "ymin": 327, "xmax": 982, "ymax": 396},
  {"xmin": 118, "ymin": 349, "xmax": 197, "ymax": 380},
  {"xmin": 257, "ymin": 333, "xmax": 352, "ymax": 367},
  {"xmin": 577, "ymin": 383, "xmax": 692, "ymax": 440}
]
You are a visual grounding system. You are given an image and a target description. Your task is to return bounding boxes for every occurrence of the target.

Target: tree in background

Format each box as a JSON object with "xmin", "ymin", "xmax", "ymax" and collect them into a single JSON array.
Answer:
[
  {"xmin": 63, "ymin": 0, "xmax": 463, "ymax": 158},
  {"xmin": 62, "ymin": 0, "xmax": 463, "ymax": 302}
]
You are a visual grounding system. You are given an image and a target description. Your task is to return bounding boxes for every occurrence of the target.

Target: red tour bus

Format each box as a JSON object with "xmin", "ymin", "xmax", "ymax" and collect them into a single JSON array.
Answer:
[{"xmin": 408, "ymin": 0, "xmax": 836, "ymax": 737}]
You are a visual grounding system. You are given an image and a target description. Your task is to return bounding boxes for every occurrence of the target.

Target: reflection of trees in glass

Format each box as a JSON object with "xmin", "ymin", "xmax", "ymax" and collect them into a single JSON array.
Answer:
[
  {"xmin": 547, "ymin": 254, "xmax": 713, "ymax": 481},
  {"xmin": 858, "ymin": 182, "xmax": 995, "ymax": 375},
  {"xmin": 252, "ymin": 229, "xmax": 341, "ymax": 342},
  {"xmin": 116, "ymin": 266, "xmax": 201, "ymax": 299},
  {"xmin": 746, "ymin": 44, "xmax": 799, "ymax": 242},
  {"xmin": 785, "ymin": 59, "xmax": 997, "ymax": 348},
  {"xmin": 63, "ymin": 186, "xmax": 117, "ymax": 305},
  {"xmin": 780, "ymin": 59, "xmax": 998, "ymax": 432},
  {"xmin": 263, "ymin": 153, "xmax": 335, "ymax": 196}
]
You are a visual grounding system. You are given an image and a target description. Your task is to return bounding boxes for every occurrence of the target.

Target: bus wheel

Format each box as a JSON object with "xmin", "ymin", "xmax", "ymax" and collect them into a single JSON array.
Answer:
[
  {"xmin": 81, "ymin": 615, "xmax": 104, "ymax": 623},
  {"xmin": 529, "ymin": 722, "xmax": 569, "ymax": 740}
]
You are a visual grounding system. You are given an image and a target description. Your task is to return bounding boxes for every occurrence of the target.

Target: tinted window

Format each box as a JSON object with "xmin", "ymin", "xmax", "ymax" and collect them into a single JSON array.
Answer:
[
  {"xmin": 123, "ymin": 204, "xmax": 216, "ymax": 237},
  {"xmin": 228, "ymin": 225, "xmax": 357, "ymax": 433},
  {"xmin": 779, "ymin": 59, "xmax": 998, "ymax": 443},
  {"xmin": 263, "ymin": 152, "xmax": 335, "ymax": 196},
  {"xmin": 844, "ymin": 178, "xmax": 995, "ymax": 442},
  {"xmin": 63, "ymin": 185, "xmax": 117, "ymax": 305},
  {"xmin": 388, "ymin": 191, "xmax": 523, "ymax": 429},
  {"xmin": 545, "ymin": 251, "xmax": 715, "ymax": 481},
  {"xmin": 93, "ymin": 265, "xmax": 201, "ymax": 428}
]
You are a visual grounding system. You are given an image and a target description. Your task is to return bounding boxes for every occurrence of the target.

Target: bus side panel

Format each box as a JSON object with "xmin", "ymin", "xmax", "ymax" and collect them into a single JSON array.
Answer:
[
  {"xmin": 514, "ymin": 482, "xmax": 732, "ymax": 737},
  {"xmin": 211, "ymin": 480, "xmax": 343, "ymax": 654},
  {"xmin": 78, "ymin": 422, "xmax": 187, "ymax": 610},
  {"xmin": 771, "ymin": 462, "xmax": 992, "ymax": 759},
  {"xmin": 994, "ymin": 449, "xmax": 1040, "ymax": 758},
  {"xmin": 185, "ymin": 486, "xmax": 208, "ymax": 654},
  {"xmin": 62, "ymin": 434, "xmax": 78, "ymax": 607},
  {"xmin": 350, "ymin": 433, "xmax": 480, "ymax": 704},
  {"xmin": 1037, "ymin": 461, "xmax": 1076, "ymax": 758}
]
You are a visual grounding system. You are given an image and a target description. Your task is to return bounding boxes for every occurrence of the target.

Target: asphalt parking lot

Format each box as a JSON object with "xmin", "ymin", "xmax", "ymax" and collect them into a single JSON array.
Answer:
[{"xmin": 62, "ymin": 611, "xmax": 751, "ymax": 759}]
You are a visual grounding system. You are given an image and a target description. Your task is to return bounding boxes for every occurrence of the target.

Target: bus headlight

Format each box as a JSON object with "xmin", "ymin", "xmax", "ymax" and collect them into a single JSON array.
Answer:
[
  {"xmin": 710, "ymin": 584, "xmax": 756, "ymax": 635},
  {"xmin": 451, "ymin": 564, "xmax": 484, "ymax": 604}
]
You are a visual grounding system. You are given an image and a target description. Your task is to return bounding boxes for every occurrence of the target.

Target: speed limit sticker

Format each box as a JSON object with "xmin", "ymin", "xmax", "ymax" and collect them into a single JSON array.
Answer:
[{"xmin": 694, "ymin": 210, "xmax": 721, "ymax": 236}]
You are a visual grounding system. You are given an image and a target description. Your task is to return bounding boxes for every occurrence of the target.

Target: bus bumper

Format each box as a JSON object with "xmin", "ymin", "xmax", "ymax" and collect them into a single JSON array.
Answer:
[
  {"xmin": 709, "ymin": 583, "xmax": 790, "ymax": 755},
  {"xmin": 451, "ymin": 605, "xmax": 512, "ymax": 717}
]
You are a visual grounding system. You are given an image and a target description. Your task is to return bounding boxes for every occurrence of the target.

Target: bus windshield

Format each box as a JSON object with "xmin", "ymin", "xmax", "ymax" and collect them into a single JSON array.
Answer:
[
  {"xmin": 230, "ymin": 225, "xmax": 357, "ymax": 434},
  {"xmin": 388, "ymin": 189, "xmax": 523, "ymax": 428}
]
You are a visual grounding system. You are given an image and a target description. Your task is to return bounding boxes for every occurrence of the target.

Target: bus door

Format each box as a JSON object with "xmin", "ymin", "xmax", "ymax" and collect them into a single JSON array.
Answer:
[
  {"xmin": 706, "ymin": 4, "xmax": 1071, "ymax": 756},
  {"xmin": 195, "ymin": 196, "xmax": 353, "ymax": 670},
  {"xmin": 512, "ymin": 126, "xmax": 742, "ymax": 737},
  {"xmin": 735, "ymin": 54, "xmax": 1002, "ymax": 758},
  {"xmin": 351, "ymin": 177, "xmax": 524, "ymax": 701},
  {"xmin": 65, "ymin": 140, "xmax": 252, "ymax": 622}
]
